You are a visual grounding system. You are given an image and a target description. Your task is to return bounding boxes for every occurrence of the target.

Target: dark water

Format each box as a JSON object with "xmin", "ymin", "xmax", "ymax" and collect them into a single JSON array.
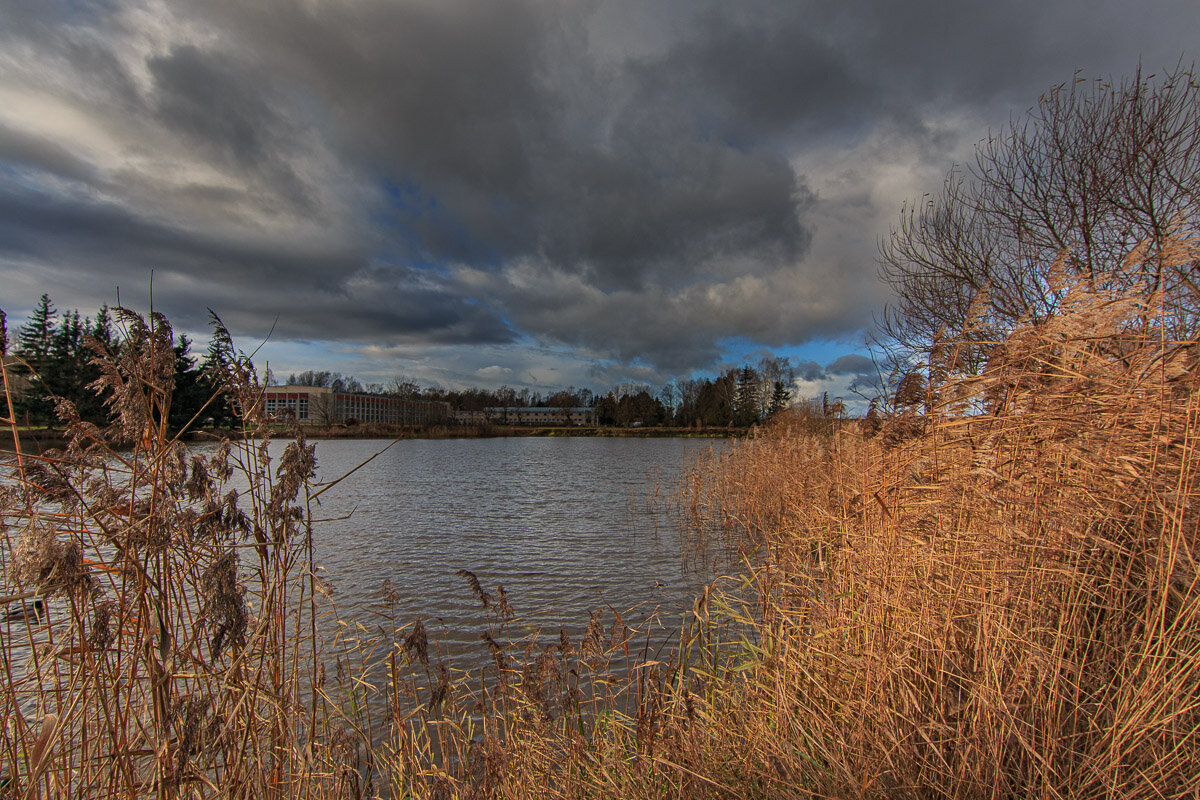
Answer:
[
  {"xmin": 307, "ymin": 437, "xmax": 727, "ymax": 666},
  {"xmin": 0, "ymin": 436, "xmax": 726, "ymax": 748}
]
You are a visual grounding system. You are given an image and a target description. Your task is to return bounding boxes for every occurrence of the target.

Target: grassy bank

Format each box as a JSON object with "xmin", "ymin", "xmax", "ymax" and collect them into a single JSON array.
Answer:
[{"xmin": 2, "ymin": 238, "xmax": 1197, "ymax": 798}]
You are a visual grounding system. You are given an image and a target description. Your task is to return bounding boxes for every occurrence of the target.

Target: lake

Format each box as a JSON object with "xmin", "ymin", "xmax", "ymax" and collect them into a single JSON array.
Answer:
[{"xmin": 305, "ymin": 436, "xmax": 728, "ymax": 668}]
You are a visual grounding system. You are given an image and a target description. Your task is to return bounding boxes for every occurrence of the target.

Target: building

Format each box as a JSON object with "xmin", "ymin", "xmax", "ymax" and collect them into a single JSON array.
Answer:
[
  {"xmin": 262, "ymin": 386, "xmax": 450, "ymax": 425},
  {"xmin": 454, "ymin": 406, "xmax": 597, "ymax": 426},
  {"xmin": 262, "ymin": 387, "xmax": 323, "ymax": 422}
]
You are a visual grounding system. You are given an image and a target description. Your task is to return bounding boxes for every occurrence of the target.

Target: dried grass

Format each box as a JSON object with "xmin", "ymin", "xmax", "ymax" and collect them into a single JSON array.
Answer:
[
  {"xmin": 407, "ymin": 235, "xmax": 1200, "ymax": 799},
  {"xmin": 647, "ymin": 238, "xmax": 1200, "ymax": 799},
  {"xmin": 0, "ymin": 309, "xmax": 379, "ymax": 799}
]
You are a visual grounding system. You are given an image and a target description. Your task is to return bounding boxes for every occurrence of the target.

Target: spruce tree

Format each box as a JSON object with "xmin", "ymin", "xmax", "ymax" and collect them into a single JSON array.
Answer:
[
  {"xmin": 91, "ymin": 304, "xmax": 114, "ymax": 346},
  {"xmin": 168, "ymin": 334, "xmax": 213, "ymax": 431},
  {"xmin": 14, "ymin": 294, "xmax": 58, "ymax": 423},
  {"xmin": 767, "ymin": 379, "xmax": 792, "ymax": 417},
  {"xmin": 17, "ymin": 294, "xmax": 56, "ymax": 368},
  {"xmin": 735, "ymin": 365, "xmax": 760, "ymax": 426},
  {"xmin": 48, "ymin": 309, "xmax": 84, "ymax": 399},
  {"xmin": 198, "ymin": 331, "xmax": 236, "ymax": 428}
]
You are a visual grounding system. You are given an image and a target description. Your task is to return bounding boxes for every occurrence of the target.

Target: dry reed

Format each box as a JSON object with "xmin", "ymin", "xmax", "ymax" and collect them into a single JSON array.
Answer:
[
  {"xmin": 0, "ymin": 309, "xmax": 387, "ymax": 799},
  {"xmin": 400, "ymin": 236, "xmax": 1200, "ymax": 799},
  {"xmin": 655, "ymin": 240, "xmax": 1200, "ymax": 798}
]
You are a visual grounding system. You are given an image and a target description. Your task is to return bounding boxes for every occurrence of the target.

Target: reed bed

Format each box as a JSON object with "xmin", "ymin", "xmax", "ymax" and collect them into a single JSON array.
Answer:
[
  {"xmin": 663, "ymin": 244, "xmax": 1200, "ymax": 798},
  {"xmin": 0, "ymin": 307, "xmax": 709, "ymax": 799},
  {"xmin": 0, "ymin": 309, "xmax": 377, "ymax": 799}
]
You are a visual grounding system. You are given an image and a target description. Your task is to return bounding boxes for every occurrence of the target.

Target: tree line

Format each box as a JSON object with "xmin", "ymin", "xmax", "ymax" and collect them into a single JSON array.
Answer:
[
  {"xmin": 281, "ymin": 357, "xmax": 803, "ymax": 428},
  {"xmin": 2, "ymin": 294, "xmax": 236, "ymax": 429},
  {"xmin": 2, "ymin": 293, "xmax": 810, "ymax": 431}
]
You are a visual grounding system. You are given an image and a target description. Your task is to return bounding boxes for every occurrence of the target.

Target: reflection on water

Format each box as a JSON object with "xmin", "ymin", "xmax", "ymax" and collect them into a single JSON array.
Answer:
[{"xmin": 307, "ymin": 437, "xmax": 726, "ymax": 668}]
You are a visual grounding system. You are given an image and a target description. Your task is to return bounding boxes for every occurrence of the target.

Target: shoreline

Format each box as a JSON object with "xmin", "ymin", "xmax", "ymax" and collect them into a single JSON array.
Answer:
[{"xmin": 2, "ymin": 423, "xmax": 743, "ymax": 454}]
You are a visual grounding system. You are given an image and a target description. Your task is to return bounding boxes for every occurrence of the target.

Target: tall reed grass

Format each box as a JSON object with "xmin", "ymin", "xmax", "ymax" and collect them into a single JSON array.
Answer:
[
  {"xmin": 373, "ymin": 235, "xmax": 1200, "ymax": 799},
  {"xmin": 0, "ymin": 308, "xmax": 705, "ymax": 799},
  {"xmin": 0, "ymin": 309, "xmax": 372, "ymax": 799},
  {"xmin": 663, "ymin": 241, "xmax": 1200, "ymax": 798}
]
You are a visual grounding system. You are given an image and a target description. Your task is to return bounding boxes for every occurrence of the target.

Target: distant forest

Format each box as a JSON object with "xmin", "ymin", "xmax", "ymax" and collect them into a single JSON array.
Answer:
[{"xmin": 3, "ymin": 293, "xmax": 814, "ymax": 429}]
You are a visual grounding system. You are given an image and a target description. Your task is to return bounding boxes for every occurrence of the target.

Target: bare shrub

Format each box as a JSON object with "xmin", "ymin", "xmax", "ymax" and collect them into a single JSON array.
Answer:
[{"xmin": 881, "ymin": 64, "xmax": 1200, "ymax": 362}]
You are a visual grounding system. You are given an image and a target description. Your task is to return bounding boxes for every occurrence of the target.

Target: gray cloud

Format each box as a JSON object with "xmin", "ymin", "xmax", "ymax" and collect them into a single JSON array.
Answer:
[
  {"xmin": 794, "ymin": 361, "xmax": 825, "ymax": 382},
  {"xmin": 0, "ymin": 183, "xmax": 513, "ymax": 346},
  {"xmin": 0, "ymin": 124, "xmax": 99, "ymax": 184},
  {"xmin": 826, "ymin": 354, "xmax": 876, "ymax": 376},
  {"xmin": 1, "ymin": 0, "xmax": 1198, "ymax": 385},
  {"xmin": 146, "ymin": 44, "xmax": 314, "ymax": 213},
  {"xmin": 790, "ymin": 355, "xmax": 876, "ymax": 384}
]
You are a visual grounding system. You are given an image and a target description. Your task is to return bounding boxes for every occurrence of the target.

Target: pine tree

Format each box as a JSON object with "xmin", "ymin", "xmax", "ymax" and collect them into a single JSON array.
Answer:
[
  {"xmin": 767, "ymin": 379, "xmax": 792, "ymax": 417},
  {"xmin": 17, "ymin": 294, "xmax": 57, "ymax": 368},
  {"xmin": 735, "ymin": 365, "xmax": 760, "ymax": 426},
  {"xmin": 14, "ymin": 294, "xmax": 58, "ymax": 423}
]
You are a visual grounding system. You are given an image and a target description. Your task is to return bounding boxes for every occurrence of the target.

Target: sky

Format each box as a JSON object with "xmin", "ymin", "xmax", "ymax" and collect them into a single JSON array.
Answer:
[{"xmin": 1, "ymin": 0, "xmax": 1197, "ymax": 404}]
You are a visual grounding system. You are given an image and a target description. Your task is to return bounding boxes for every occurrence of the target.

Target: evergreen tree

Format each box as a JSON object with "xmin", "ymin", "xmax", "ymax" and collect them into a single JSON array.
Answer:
[
  {"xmin": 199, "ymin": 332, "xmax": 236, "ymax": 428},
  {"xmin": 735, "ymin": 365, "xmax": 760, "ymax": 426},
  {"xmin": 47, "ymin": 309, "xmax": 85, "ymax": 399},
  {"xmin": 14, "ymin": 294, "xmax": 58, "ymax": 423},
  {"xmin": 16, "ymin": 294, "xmax": 56, "ymax": 367},
  {"xmin": 168, "ymin": 334, "xmax": 211, "ymax": 431},
  {"xmin": 66, "ymin": 305, "xmax": 118, "ymax": 425},
  {"xmin": 767, "ymin": 379, "xmax": 793, "ymax": 417},
  {"xmin": 91, "ymin": 304, "xmax": 115, "ymax": 346},
  {"xmin": 694, "ymin": 373, "xmax": 736, "ymax": 426}
]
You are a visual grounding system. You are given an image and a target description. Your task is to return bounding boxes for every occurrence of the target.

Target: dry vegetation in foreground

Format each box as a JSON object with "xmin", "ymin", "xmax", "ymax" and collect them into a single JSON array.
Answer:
[
  {"xmin": 666, "ymin": 246, "xmax": 1200, "ymax": 798},
  {"xmin": 2, "ymin": 237, "xmax": 1198, "ymax": 799}
]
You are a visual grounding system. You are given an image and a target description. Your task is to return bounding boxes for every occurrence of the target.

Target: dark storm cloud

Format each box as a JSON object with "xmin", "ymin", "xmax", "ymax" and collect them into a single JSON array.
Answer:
[
  {"xmin": 0, "ymin": 180, "xmax": 345, "ymax": 290},
  {"xmin": 0, "ymin": 181, "xmax": 513, "ymax": 345},
  {"xmin": 532, "ymin": 144, "xmax": 812, "ymax": 291},
  {"xmin": 203, "ymin": 0, "xmax": 814, "ymax": 290},
  {"xmin": 206, "ymin": 0, "xmax": 564, "ymax": 196},
  {"xmin": 1, "ymin": 0, "xmax": 1198, "ymax": 382},
  {"xmin": 149, "ymin": 45, "xmax": 271, "ymax": 168},
  {"xmin": 826, "ymin": 354, "xmax": 876, "ymax": 376},
  {"xmin": 145, "ymin": 43, "xmax": 323, "ymax": 218},
  {"xmin": 624, "ymin": 9, "xmax": 878, "ymax": 145}
]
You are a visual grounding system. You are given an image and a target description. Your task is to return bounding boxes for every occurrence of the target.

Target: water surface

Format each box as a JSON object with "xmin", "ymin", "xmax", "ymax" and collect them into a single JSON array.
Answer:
[{"xmin": 308, "ymin": 437, "xmax": 726, "ymax": 664}]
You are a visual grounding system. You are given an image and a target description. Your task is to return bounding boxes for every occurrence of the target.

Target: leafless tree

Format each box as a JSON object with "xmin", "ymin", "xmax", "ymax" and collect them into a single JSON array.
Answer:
[
  {"xmin": 308, "ymin": 391, "xmax": 339, "ymax": 425},
  {"xmin": 879, "ymin": 63, "xmax": 1200, "ymax": 365}
]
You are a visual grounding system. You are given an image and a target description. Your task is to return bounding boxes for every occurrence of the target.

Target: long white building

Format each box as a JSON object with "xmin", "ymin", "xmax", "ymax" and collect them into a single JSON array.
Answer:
[{"xmin": 262, "ymin": 386, "xmax": 450, "ymax": 425}]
